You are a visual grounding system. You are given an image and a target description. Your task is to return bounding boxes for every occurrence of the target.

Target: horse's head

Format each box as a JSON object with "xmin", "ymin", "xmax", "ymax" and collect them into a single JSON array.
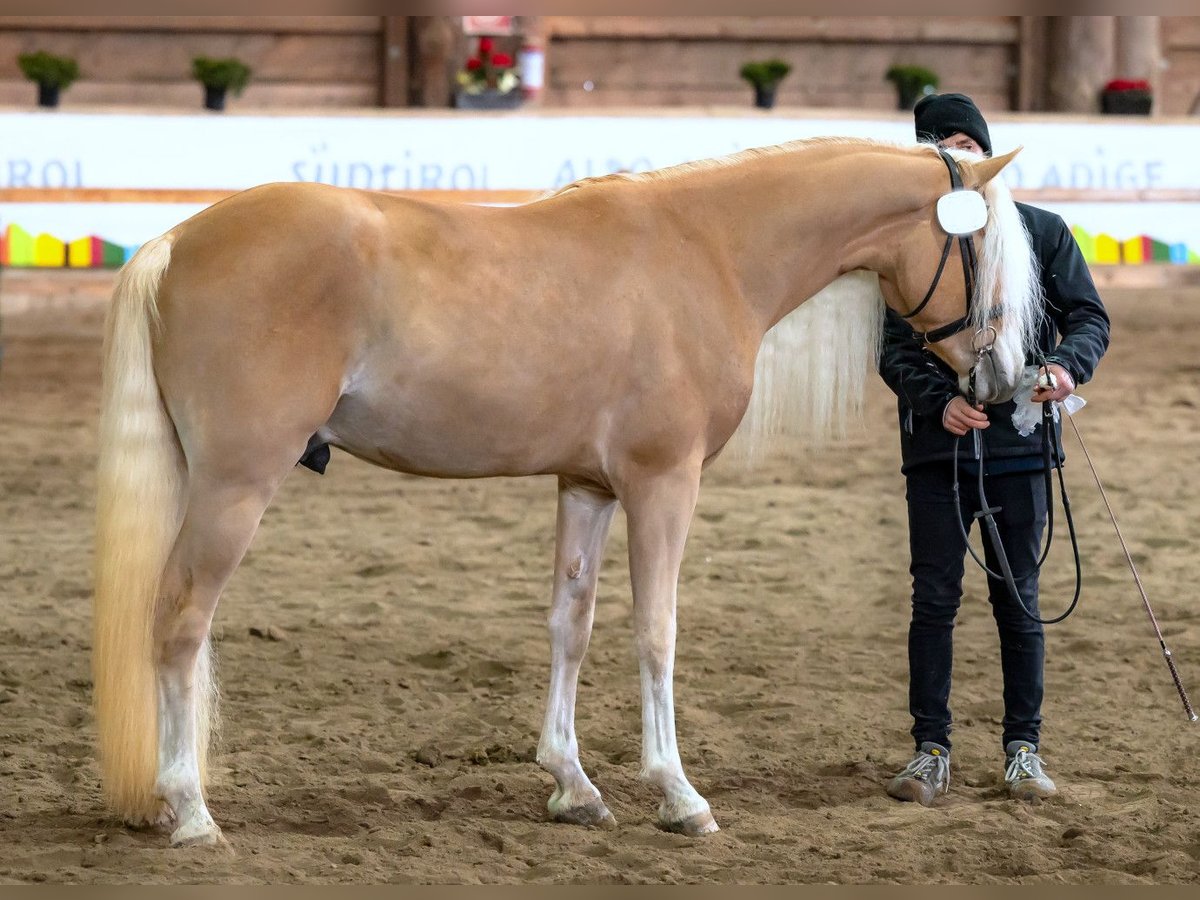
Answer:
[{"xmin": 876, "ymin": 147, "xmax": 1039, "ymax": 404}]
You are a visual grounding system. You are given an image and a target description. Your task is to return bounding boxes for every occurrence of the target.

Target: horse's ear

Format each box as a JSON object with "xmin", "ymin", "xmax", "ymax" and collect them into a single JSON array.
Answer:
[{"xmin": 964, "ymin": 147, "xmax": 1022, "ymax": 190}]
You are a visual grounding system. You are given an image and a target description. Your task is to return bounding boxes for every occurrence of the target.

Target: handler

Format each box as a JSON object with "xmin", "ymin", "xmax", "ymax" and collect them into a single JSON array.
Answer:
[{"xmin": 880, "ymin": 93, "xmax": 1110, "ymax": 805}]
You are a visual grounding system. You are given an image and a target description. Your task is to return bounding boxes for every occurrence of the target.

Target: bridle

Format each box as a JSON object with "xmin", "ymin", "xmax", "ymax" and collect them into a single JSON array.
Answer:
[{"xmin": 899, "ymin": 148, "xmax": 1002, "ymax": 347}]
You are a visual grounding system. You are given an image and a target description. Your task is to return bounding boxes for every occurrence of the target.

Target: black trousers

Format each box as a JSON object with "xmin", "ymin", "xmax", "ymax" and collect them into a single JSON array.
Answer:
[{"xmin": 904, "ymin": 462, "xmax": 1047, "ymax": 752}]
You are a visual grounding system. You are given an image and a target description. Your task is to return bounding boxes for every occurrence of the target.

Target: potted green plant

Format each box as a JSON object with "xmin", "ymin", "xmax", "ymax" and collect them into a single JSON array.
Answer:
[
  {"xmin": 17, "ymin": 51, "xmax": 80, "ymax": 109},
  {"xmin": 192, "ymin": 56, "xmax": 252, "ymax": 112},
  {"xmin": 886, "ymin": 65, "xmax": 939, "ymax": 110},
  {"xmin": 739, "ymin": 59, "xmax": 791, "ymax": 110}
]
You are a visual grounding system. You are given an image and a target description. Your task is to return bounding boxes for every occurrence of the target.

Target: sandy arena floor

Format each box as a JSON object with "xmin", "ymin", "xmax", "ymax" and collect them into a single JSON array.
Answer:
[{"xmin": 1, "ymin": 286, "xmax": 1198, "ymax": 884}]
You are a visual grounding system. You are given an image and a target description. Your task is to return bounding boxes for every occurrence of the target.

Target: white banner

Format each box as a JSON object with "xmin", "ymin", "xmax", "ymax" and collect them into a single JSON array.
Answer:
[
  {"xmin": 2, "ymin": 111, "xmax": 1198, "ymax": 262},
  {"xmin": 2, "ymin": 111, "xmax": 1197, "ymax": 193}
]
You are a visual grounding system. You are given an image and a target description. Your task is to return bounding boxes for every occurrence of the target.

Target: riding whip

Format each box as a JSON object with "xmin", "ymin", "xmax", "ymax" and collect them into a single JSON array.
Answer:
[{"xmin": 1062, "ymin": 405, "xmax": 1198, "ymax": 723}]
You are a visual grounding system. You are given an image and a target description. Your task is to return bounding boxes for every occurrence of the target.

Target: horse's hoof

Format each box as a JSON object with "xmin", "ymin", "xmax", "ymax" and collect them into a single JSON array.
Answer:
[
  {"xmin": 553, "ymin": 798, "xmax": 618, "ymax": 829},
  {"xmin": 170, "ymin": 824, "xmax": 231, "ymax": 851},
  {"xmin": 662, "ymin": 810, "xmax": 720, "ymax": 836},
  {"xmin": 124, "ymin": 801, "xmax": 175, "ymax": 831}
]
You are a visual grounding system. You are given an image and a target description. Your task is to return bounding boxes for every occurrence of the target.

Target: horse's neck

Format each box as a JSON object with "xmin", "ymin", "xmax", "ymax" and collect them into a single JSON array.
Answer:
[{"xmin": 691, "ymin": 144, "xmax": 936, "ymax": 333}]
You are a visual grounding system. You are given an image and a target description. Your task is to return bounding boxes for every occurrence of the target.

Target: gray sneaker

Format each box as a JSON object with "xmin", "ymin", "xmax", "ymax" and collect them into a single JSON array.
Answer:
[
  {"xmin": 1004, "ymin": 740, "xmax": 1057, "ymax": 800},
  {"xmin": 887, "ymin": 741, "xmax": 950, "ymax": 806}
]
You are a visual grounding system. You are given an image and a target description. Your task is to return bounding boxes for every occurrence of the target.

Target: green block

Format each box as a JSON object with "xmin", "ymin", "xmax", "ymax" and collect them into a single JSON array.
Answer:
[
  {"xmin": 101, "ymin": 240, "xmax": 126, "ymax": 267},
  {"xmin": 1151, "ymin": 238, "xmax": 1171, "ymax": 263},
  {"xmin": 1070, "ymin": 225, "xmax": 1096, "ymax": 263}
]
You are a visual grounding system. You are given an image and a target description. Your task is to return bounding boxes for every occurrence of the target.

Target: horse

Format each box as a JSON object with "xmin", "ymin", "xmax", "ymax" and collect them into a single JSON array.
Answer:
[{"xmin": 92, "ymin": 138, "xmax": 1037, "ymax": 847}]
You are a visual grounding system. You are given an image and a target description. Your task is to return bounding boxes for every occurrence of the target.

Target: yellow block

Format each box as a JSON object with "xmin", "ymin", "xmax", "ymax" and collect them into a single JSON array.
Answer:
[
  {"xmin": 1122, "ymin": 236, "xmax": 1144, "ymax": 265},
  {"xmin": 33, "ymin": 233, "xmax": 66, "ymax": 267},
  {"xmin": 1094, "ymin": 234, "xmax": 1121, "ymax": 265},
  {"xmin": 68, "ymin": 236, "xmax": 93, "ymax": 268}
]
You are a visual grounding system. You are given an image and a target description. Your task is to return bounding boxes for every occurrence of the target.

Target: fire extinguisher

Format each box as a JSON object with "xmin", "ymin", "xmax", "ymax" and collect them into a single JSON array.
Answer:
[{"xmin": 518, "ymin": 41, "xmax": 545, "ymax": 101}]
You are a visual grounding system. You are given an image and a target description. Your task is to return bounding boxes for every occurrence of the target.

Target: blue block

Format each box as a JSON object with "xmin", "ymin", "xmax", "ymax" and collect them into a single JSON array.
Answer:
[{"xmin": 1169, "ymin": 243, "xmax": 1189, "ymax": 264}]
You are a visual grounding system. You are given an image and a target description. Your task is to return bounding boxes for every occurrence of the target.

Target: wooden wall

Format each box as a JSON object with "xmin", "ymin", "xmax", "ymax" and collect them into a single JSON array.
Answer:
[
  {"xmin": 1164, "ymin": 16, "xmax": 1200, "ymax": 114},
  {"xmin": 541, "ymin": 17, "xmax": 1020, "ymax": 112},
  {"xmin": 0, "ymin": 16, "xmax": 386, "ymax": 109},
  {"xmin": 0, "ymin": 16, "xmax": 1196, "ymax": 115}
]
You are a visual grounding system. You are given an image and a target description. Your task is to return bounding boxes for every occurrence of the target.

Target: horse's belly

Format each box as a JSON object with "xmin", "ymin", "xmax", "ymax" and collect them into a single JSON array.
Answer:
[{"xmin": 321, "ymin": 382, "xmax": 591, "ymax": 479}]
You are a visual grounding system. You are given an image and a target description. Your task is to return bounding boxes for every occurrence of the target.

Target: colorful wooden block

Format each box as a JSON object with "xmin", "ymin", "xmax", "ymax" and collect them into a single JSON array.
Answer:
[
  {"xmin": 5, "ymin": 224, "xmax": 35, "ymax": 266},
  {"xmin": 1094, "ymin": 233, "xmax": 1120, "ymax": 265},
  {"xmin": 1121, "ymin": 236, "xmax": 1144, "ymax": 265},
  {"xmin": 101, "ymin": 239, "xmax": 127, "ymax": 267},
  {"xmin": 1070, "ymin": 226, "xmax": 1096, "ymax": 264},
  {"xmin": 34, "ymin": 233, "xmax": 66, "ymax": 267},
  {"xmin": 68, "ymin": 236, "xmax": 93, "ymax": 268}
]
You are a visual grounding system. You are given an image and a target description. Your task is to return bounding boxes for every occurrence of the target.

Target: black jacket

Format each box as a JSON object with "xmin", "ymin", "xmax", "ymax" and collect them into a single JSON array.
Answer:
[{"xmin": 878, "ymin": 203, "xmax": 1110, "ymax": 473}]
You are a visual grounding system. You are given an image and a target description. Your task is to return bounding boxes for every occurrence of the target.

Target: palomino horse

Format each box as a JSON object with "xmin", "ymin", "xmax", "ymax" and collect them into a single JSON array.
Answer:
[{"xmin": 93, "ymin": 139, "xmax": 1036, "ymax": 846}]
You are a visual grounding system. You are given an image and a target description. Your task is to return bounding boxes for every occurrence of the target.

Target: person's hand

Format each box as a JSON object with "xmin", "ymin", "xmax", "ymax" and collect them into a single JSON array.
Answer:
[
  {"xmin": 942, "ymin": 396, "xmax": 989, "ymax": 436},
  {"xmin": 1031, "ymin": 363, "xmax": 1075, "ymax": 403}
]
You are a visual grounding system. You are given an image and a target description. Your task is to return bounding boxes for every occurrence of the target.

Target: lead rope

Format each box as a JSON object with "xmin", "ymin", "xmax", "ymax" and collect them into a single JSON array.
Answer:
[
  {"xmin": 951, "ymin": 353, "xmax": 1082, "ymax": 626},
  {"xmin": 951, "ymin": 415, "xmax": 1083, "ymax": 626},
  {"xmin": 1063, "ymin": 412, "xmax": 1198, "ymax": 722}
]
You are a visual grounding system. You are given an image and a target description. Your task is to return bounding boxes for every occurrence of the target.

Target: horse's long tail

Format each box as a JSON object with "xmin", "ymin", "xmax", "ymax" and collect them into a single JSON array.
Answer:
[{"xmin": 93, "ymin": 234, "xmax": 190, "ymax": 822}]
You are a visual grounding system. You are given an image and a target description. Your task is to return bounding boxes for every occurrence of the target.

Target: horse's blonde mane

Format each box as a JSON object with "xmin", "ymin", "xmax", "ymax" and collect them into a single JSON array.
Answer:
[
  {"xmin": 544, "ymin": 137, "xmax": 909, "ymax": 200},
  {"xmin": 726, "ymin": 271, "xmax": 885, "ymax": 462},
  {"xmin": 974, "ymin": 168, "xmax": 1043, "ymax": 353}
]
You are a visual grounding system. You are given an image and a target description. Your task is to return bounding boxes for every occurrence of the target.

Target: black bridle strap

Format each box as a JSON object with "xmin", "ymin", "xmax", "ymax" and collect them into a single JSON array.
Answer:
[
  {"xmin": 919, "ymin": 304, "xmax": 1002, "ymax": 346},
  {"xmin": 904, "ymin": 148, "xmax": 985, "ymax": 344},
  {"xmin": 899, "ymin": 233, "xmax": 953, "ymax": 322}
]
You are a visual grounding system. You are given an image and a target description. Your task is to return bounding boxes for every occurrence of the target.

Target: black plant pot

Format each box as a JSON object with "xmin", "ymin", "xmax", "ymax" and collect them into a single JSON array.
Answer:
[
  {"xmin": 1101, "ymin": 89, "xmax": 1152, "ymax": 115},
  {"xmin": 453, "ymin": 90, "xmax": 523, "ymax": 110},
  {"xmin": 204, "ymin": 84, "xmax": 227, "ymax": 112},
  {"xmin": 753, "ymin": 84, "xmax": 777, "ymax": 110},
  {"xmin": 36, "ymin": 82, "xmax": 60, "ymax": 108},
  {"xmin": 895, "ymin": 85, "xmax": 931, "ymax": 110}
]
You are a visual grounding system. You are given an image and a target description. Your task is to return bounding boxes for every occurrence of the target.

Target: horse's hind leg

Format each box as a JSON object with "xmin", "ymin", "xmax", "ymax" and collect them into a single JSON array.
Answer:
[
  {"xmin": 154, "ymin": 466, "xmax": 290, "ymax": 847},
  {"xmin": 537, "ymin": 478, "xmax": 617, "ymax": 827},
  {"xmin": 621, "ymin": 464, "xmax": 718, "ymax": 836}
]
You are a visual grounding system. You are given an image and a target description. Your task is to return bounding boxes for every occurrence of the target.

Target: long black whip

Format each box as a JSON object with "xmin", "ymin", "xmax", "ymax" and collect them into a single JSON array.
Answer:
[{"xmin": 1063, "ymin": 410, "xmax": 1198, "ymax": 723}]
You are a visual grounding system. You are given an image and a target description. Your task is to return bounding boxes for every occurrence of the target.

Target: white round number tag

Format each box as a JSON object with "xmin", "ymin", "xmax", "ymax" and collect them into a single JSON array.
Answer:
[{"xmin": 936, "ymin": 190, "xmax": 988, "ymax": 235}]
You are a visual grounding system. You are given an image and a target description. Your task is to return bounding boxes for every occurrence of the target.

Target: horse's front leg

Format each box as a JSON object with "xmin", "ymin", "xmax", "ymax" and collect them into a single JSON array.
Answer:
[
  {"xmin": 537, "ymin": 478, "xmax": 618, "ymax": 827},
  {"xmin": 622, "ymin": 464, "xmax": 718, "ymax": 835}
]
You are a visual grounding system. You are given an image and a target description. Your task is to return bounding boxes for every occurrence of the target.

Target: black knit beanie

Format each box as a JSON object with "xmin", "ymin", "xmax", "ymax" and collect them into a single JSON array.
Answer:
[{"xmin": 913, "ymin": 93, "xmax": 992, "ymax": 156}]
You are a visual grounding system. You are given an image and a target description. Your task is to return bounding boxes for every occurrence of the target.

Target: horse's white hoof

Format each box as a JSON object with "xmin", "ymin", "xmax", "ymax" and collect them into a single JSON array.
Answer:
[
  {"xmin": 662, "ymin": 809, "xmax": 720, "ymax": 836},
  {"xmin": 170, "ymin": 822, "xmax": 230, "ymax": 850},
  {"xmin": 552, "ymin": 798, "xmax": 618, "ymax": 829}
]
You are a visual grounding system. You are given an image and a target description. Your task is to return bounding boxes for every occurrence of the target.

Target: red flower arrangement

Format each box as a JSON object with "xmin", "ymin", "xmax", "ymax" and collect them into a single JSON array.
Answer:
[
  {"xmin": 457, "ymin": 36, "xmax": 519, "ymax": 95},
  {"xmin": 1101, "ymin": 78, "xmax": 1152, "ymax": 115},
  {"xmin": 1104, "ymin": 79, "xmax": 1151, "ymax": 92}
]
